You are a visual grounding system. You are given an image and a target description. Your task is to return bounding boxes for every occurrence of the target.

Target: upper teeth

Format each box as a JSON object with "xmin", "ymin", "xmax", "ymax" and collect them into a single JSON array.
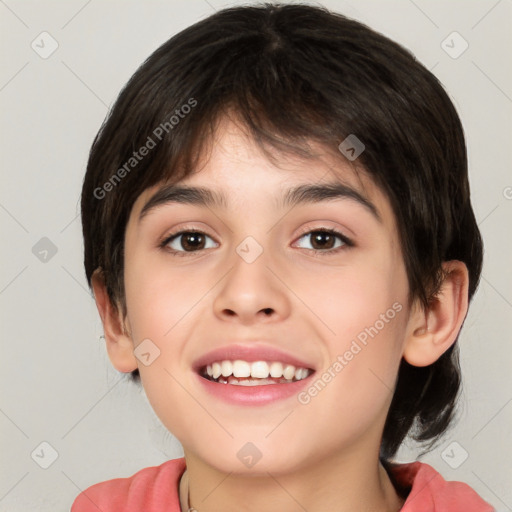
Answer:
[{"xmin": 205, "ymin": 360, "xmax": 310, "ymax": 381}]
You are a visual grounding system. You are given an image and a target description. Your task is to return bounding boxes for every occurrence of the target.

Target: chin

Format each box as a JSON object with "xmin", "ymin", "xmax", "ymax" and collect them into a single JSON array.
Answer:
[{"xmin": 189, "ymin": 438, "xmax": 311, "ymax": 477}]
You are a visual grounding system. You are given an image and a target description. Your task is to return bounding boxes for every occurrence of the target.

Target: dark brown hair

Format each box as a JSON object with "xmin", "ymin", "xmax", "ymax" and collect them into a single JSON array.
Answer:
[{"xmin": 81, "ymin": 3, "xmax": 483, "ymax": 461}]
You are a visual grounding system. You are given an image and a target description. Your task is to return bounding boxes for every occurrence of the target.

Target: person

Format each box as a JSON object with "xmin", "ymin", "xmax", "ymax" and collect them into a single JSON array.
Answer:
[{"xmin": 73, "ymin": 3, "xmax": 495, "ymax": 510}]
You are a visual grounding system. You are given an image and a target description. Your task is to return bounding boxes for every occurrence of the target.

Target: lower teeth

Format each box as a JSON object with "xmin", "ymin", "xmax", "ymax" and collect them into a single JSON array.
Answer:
[{"xmin": 215, "ymin": 376, "xmax": 296, "ymax": 386}]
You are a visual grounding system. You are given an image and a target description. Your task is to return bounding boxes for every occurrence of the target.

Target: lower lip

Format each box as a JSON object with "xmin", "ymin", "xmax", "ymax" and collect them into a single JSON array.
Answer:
[{"xmin": 196, "ymin": 373, "xmax": 314, "ymax": 405}]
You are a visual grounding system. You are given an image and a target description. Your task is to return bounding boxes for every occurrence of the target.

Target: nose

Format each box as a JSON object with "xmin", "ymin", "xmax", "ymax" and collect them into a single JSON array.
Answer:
[{"xmin": 212, "ymin": 244, "xmax": 291, "ymax": 325}]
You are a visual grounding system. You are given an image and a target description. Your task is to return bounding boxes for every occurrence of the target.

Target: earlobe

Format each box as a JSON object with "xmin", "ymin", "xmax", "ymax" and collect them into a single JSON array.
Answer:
[
  {"xmin": 91, "ymin": 269, "xmax": 139, "ymax": 373},
  {"xmin": 403, "ymin": 261, "xmax": 469, "ymax": 367}
]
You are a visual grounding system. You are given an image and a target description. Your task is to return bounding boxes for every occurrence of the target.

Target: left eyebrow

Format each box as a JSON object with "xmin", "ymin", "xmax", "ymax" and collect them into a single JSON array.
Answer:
[
  {"xmin": 139, "ymin": 182, "xmax": 381, "ymax": 222},
  {"xmin": 278, "ymin": 182, "xmax": 381, "ymax": 222}
]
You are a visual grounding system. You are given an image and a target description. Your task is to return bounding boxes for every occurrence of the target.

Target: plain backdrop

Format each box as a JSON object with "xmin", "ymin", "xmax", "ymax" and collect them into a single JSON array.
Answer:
[{"xmin": 1, "ymin": 0, "xmax": 511, "ymax": 510}]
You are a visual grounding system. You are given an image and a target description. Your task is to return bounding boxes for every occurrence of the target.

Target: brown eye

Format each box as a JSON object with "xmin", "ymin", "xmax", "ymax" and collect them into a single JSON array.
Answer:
[
  {"xmin": 295, "ymin": 229, "xmax": 351, "ymax": 253},
  {"xmin": 308, "ymin": 231, "xmax": 338, "ymax": 250},
  {"xmin": 163, "ymin": 231, "xmax": 217, "ymax": 254}
]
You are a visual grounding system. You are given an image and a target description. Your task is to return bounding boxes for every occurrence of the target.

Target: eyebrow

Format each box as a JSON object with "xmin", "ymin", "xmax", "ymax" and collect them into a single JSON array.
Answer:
[{"xmin": 139, "ymin": 182, "xmax": 381, "ymax": 222}]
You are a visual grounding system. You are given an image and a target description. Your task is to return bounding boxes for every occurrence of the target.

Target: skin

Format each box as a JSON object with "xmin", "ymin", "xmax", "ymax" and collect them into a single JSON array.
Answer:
[{"xmin": 93, "ymin": 115, "xmax": 469, "ymax": 512}]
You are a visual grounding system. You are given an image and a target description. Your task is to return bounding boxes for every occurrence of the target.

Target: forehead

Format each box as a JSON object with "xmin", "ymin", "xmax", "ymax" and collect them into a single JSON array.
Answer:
[{"xmin": 130, "ymin": 116, "xmax": 395, "ymax": 227}]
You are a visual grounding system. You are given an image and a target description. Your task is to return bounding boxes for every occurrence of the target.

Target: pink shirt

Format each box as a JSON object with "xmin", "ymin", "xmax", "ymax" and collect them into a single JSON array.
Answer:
[{"xmin": 71, "ymin": 457, "xmax": 495, "ymax": 511}]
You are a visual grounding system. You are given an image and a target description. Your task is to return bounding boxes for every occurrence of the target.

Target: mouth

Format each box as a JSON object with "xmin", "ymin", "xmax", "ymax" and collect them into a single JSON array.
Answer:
[
  {"xmin": 192, "ymin": 344, "xmax": 317, "ymax": 404},
  {"xmin": 199, "ymin": 359, "xmax": 314, "ymax": 386}
]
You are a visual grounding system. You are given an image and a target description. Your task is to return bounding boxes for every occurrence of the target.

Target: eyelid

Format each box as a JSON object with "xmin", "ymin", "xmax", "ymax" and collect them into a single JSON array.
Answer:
[
  {"xmin": 293, "ymin": 223, "xmax": 354, "ymax": 246},
  {"xmin": 159, "ymin": 223, "xmax": 218, "ymax": 246}
]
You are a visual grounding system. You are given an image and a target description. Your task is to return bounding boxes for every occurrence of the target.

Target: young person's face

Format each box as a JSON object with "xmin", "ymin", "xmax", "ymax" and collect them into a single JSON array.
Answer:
[{"xmin": 121, "ymin": 116, "xmax": 414, "ymax": 474}]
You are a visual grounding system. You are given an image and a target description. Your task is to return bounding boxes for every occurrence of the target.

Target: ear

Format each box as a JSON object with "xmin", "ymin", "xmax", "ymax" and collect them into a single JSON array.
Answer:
[
  {"xmin": 403, "ymin": 261, "xmax": 469, "ymax": 367},
  {"xmin": 91, "ymin": 269, "xmax": 138, "ymax": 373}
]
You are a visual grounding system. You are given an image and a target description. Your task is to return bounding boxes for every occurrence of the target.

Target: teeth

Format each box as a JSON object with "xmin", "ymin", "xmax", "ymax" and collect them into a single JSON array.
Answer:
[
  {"xmin": 269, "ymin": 361, "xmax": 284, "ymax": 378},
  {"xmin": 250, "ymin": 361, "xmax": 269, "ymax": 378},
  {"xmin": 212, "ymin": 362, "xmax": 222, "ymax": 379},
  {"xmin": 282, "ymin": 364, "xmax": 295, "ymax": 380},
  {"xmin": 232, "ymin": 360, "xmax": 251, "ymax": 378},
  {"xmin": 202, "ymin": 359, "xmax": 312, "ymax": 383},
  {"xmin": 296, "ymin": 368, "xmax": 308, "ymax": 380},
  {"xmin": 221, "ymin": 360, "xmax": 233, "ymax": 377},
  {"xmin": 229, "ymin": 377, "xmax": 283, "ymax": 386}
]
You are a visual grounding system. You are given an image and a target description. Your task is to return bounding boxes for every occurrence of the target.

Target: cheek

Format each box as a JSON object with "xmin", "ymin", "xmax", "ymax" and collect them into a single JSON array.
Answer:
[
  {"xmin": 124, "ymin": 255, "xmax": 205, "ymax": 343},
  {"xmin": 314, "ymin": 257, "xmax": 409, "ymax": 399},
  {"xmin": 123, "ymin": 260, "xmax": 199, "ymax": 440},
  {"xmin": 316, "ymin": 254, "xmax": 407, "ymax": 341},
  {"xmin": 296, "ymin": 298, "xmax": 407, "ymax": 452},
  {"xmin": 122, "ymin": 258, "xmax": 193, "ymax": 419}
]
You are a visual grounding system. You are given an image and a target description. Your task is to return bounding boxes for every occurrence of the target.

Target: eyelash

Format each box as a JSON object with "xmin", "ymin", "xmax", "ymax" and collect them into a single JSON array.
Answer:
[{"xmin": 159, "ymin": 225, "xmax": 354, "ymax": 258}]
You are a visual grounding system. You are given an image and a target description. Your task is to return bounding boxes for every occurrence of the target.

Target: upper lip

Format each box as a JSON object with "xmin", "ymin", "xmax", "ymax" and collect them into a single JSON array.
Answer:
[{"xmin": 192, "ymin": 343, "xmax": 317, "ymax": 373}]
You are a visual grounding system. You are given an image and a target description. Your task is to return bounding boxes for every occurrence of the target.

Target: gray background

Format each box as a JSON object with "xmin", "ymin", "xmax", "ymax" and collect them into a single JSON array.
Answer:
[{"xmin": 1, "ymin": 0, "xmax": 511, "ymax": 510}]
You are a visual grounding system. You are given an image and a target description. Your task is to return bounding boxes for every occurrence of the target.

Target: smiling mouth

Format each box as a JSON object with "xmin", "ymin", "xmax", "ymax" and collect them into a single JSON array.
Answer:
[{"xmin": 199, "ymin": 359, "xmax": 314, "ymax": 386}]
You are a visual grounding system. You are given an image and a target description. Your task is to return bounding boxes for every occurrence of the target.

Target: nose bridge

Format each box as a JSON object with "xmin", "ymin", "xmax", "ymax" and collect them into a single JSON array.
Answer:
[
  {"xmin": 212, "ymin": 225, "xmax": 290, "ymax": 322},
  {"xmin": 228, "ymin": 231, "xmax": 273, "ymax": 292},
  {"xmin": 228, "ymin": 204, "xmax": 274, "ymax": 268}
]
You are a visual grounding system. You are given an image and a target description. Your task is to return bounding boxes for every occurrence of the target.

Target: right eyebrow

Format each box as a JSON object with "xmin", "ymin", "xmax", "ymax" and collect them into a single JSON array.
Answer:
[{"xmin": 139, "ymin": 185, "xmax": 228, "ymax": 221}]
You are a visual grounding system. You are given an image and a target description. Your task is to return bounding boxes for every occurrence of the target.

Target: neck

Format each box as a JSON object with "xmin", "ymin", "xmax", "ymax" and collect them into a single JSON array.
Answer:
[{"xmin": 179, "ymin": 449, "xmax": 405, "ymax": 512}]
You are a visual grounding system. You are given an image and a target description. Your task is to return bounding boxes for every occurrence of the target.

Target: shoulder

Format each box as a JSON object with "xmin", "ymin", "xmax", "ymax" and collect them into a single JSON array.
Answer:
[
  {"xmin": 71, "ymin": 457, "xmax": 186, "ymax": 512},
  {"xmin": 389, "ymin": 461, "xmax": 495, "ymax": 511}
]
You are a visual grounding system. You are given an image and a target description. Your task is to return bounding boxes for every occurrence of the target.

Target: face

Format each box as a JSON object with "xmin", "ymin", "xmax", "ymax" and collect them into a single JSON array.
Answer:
[{"xmin": 121, "ymin": 117, "xmax": 412, "ymax": 475}]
